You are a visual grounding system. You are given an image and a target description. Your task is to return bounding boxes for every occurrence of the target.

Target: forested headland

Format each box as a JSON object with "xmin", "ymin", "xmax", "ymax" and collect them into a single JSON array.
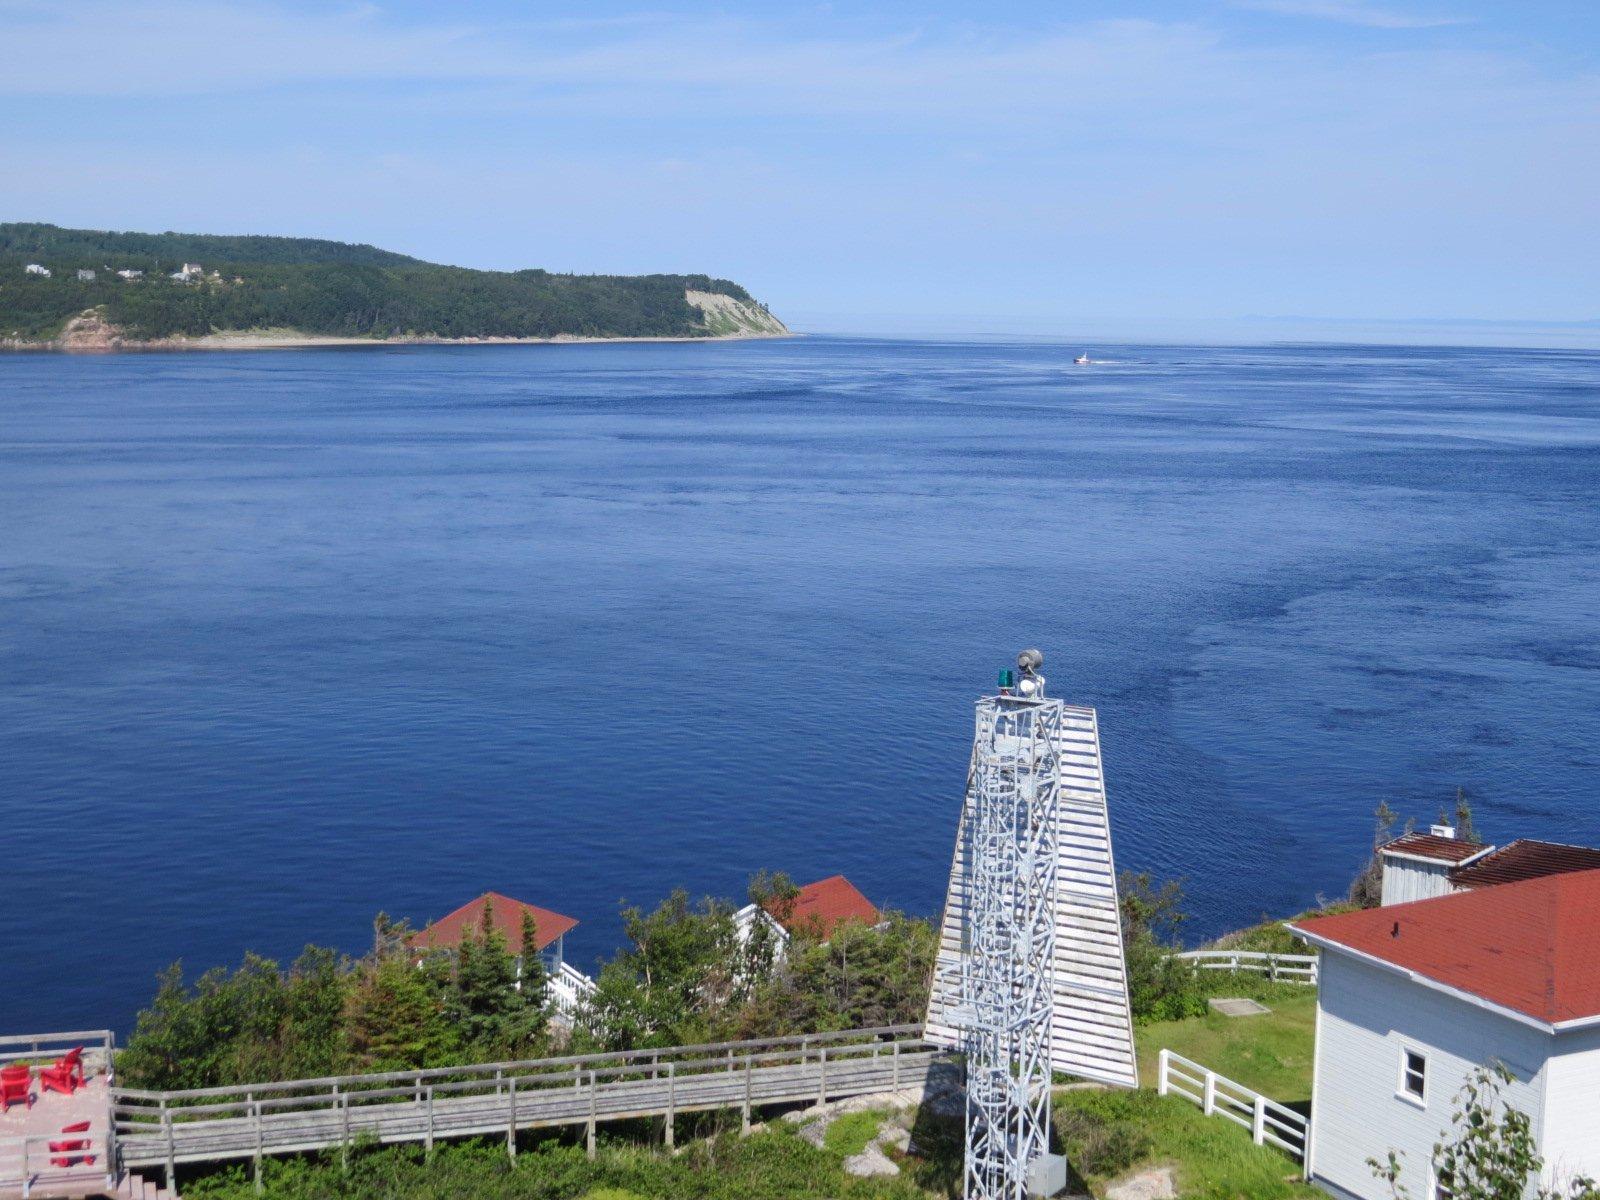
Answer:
[{"xmin": 0, "ymin": 223, "xmax": 789, "ymax": 348}]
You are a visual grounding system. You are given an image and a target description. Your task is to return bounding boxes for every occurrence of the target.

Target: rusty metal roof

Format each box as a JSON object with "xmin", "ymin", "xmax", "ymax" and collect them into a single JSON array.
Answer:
[
  {"xmin": 1378, "ymin": 832, "xmax": 1492, "ymax": 865},
  {"xmin": 1451, "ymin": 839, "xmax": 1600, "ymax": 891}
]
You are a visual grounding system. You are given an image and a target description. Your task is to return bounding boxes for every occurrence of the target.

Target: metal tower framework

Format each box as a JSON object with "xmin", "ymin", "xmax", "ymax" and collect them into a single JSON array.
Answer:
[{"xmin": 955, "ymin": 693, "xmax": 1064, "ymax": 1200}]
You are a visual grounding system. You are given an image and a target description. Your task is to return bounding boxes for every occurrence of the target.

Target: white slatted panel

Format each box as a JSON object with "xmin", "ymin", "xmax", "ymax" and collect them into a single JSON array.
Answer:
[{"xmin": 925, "ymin": 704, "xmax": 1138, "ymax": 1089}]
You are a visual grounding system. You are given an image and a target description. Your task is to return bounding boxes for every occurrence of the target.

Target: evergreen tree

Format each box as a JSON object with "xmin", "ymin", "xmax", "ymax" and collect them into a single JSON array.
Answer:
[
  {"xmin": 346, "ymin": 953, "xmax": 456, "ymax": 1070},
  {"xmin": 1349, "ymin": 800, "xmax": 1400, "ymax": 908},
  {"xmin": 1455, "ymin": 786, "xmax": 1480, "ymax": 844}
]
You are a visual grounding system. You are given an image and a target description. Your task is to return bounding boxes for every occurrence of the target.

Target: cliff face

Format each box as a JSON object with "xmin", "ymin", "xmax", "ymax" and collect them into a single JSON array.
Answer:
[
  {"xmin": 686, "ymin": 290, "xmax": 790, "ymax": 337},
  {"xmin": 54, "ymin": 308, "xmax": 130, "ymax": 351}
]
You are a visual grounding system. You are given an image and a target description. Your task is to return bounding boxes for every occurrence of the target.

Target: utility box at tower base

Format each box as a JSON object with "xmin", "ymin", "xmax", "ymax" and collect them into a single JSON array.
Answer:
[{"xmin": 1027, "ymin": 1152, "xmax": 1068, "ymax": 1198}]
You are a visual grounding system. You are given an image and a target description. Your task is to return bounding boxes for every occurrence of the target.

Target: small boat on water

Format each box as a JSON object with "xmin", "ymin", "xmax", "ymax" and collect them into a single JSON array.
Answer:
[{"xmin": 1074, "ymin": 353, "xmax": 1091, "ymax": 365}]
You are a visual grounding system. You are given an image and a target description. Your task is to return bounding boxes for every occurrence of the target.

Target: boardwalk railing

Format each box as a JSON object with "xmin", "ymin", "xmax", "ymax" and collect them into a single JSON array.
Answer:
[
  {"xmin": 0, "ymin": 1131, "xmax": 114, "ymax": 1200},
  {"xmin": 0, "ymin": 1031, "xmax": 115, "ymax": 1074},
  {"xmin": 111, "ymin": 1025, "xmax": 940, "ymax": 1187},
  {"xmin": 1172, "ymin": 950, "xmax": 1318, "ymax": 985},
  {"xmin": 1156, "ymin": 1049, "xmax": 1307, "ymax": 1165}
]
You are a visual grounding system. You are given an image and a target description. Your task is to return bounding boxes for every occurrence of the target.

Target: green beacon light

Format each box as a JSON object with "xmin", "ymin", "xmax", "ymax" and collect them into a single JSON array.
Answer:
[{"xmin": 998, "ymin": 668, "xmax": 1016, "ymax": 690}]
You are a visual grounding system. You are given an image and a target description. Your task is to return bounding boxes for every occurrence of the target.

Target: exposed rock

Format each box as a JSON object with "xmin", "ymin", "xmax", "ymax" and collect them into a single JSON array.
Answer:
[
  {"xmin": 797, "ymin": 1120, "xmax": 828, "ymax": 1148},
  {"xmin": 54, "ymin": 308, "xmax": 129, "ymax": 352},
  {"xmin": 1105, "ymin": 1167, "xmax": 1176, "ymax": 1200},
  {"xmin": 876, "ymin": 1126, "xmax": 911, "ymax": 1153},
  {"xmin": 685, "ymin": 289, "xmax": 790, "ymax": 337},
  {"xmin": 843, "ymin": 1143, "xmax": 900, "ymax": 1178}
]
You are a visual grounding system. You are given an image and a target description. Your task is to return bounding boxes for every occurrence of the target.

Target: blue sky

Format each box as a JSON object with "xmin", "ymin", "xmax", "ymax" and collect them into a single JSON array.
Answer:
[{"xmin": 2, "ymin": 1, "xmax": 1596, "ymax": 335}]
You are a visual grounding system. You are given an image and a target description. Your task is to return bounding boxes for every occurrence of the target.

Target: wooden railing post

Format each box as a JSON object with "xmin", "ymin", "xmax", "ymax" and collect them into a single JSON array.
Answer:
[
  {"xmin": 892, "ymin": 1040, "xmax": 900, "ymax": 1089},
  {"xmin": 425, "ymin": 1086, "xmax": 435, "ymax": 1159},
  {"xmin": 250, "ymin": 1094, "xmax": 263, "ymax": 1193},
  {"xmin": 506, "ymin": 1077, "xmax": 518, "ymax": 1160},
  {"xmin": 817, "ymin": 1046, "xmax": 827, "ymax": 1106},
  {"xmin": 741, "ymin": 1056, "xmax": 752, "ymax": 1135},
  {"xmin": 1157, "ymin": 1049, "xmax": 1170, "ymax": 1096},
  {"xmin": 1252, "ymin": 1095, "xmax": 1267, "ymax": 1146},
  {"xmin": 340, "ymin": 1087, "xmax": 351, "ymax": 1172},
  {"xmin": 162, "ymin": 1098, "xmax": 176, "ymax": 1192},
  {"xmin": 664, "ymin": 1063, "xmax": 675, "ymax": 1149},
  {"xmin": 586, "ymin": 1071, "xmax": 597, "ymax": 1160},
  {"xmin": 1202, "ymin": 1070, "xmax": 1217, "ymax": 1116}
]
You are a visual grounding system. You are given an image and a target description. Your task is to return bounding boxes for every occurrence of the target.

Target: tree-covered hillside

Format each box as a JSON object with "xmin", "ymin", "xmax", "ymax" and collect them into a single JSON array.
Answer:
[{"xmin": 0, "ymin": 223, "xmax": 782, "ymax": 343}]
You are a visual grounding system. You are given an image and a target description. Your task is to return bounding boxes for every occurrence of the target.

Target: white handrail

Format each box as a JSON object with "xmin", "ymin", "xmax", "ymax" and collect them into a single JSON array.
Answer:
[
  {"xmin": 1156, "ymin": 1048, "xmax": 1308, "ymax": 1164},
  {"xmin": 1171, "ymin": 950, "xmax": 1319, "ymax": 985}
]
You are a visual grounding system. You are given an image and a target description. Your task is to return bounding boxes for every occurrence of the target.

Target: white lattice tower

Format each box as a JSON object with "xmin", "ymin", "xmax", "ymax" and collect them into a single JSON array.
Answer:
[{"xmin": 958, "ymin": 694, "xmax": 1063, "ymax": 1200}]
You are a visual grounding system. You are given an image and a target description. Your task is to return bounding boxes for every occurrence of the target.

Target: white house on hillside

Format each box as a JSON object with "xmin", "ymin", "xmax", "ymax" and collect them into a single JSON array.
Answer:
[
  {"xmin": 1291, "ymin": 870, "xmax": 1600, "ymax": 1198},
  {"xmin": 24, "ymin": 263, "xmax": 50, "ymax": 276}
]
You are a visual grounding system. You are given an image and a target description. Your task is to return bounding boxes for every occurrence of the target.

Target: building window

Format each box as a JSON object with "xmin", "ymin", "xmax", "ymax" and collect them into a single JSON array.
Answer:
[
  {"xmin": 1433, "ymin": 1167, "xmax": 1453, "ymax": 1200},
  {"xmin": 1401, "ymin": 1049, "xmax": 1427, "ymax": 1101}
]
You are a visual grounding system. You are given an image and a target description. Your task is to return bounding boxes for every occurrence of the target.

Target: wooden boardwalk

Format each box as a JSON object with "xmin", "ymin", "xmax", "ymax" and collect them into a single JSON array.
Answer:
[{"xmin": 111, "ymin": 1026, "xmax": 942, "ymax": 1186}]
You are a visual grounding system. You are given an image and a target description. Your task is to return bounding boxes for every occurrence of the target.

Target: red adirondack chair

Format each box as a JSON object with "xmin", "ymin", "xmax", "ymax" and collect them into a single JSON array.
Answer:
[
  {"xmin": 0, "ymin": 1064, "xmax": 30, "ymax": 1111},
  {"xmin": 38, "ymin": 1047, "xmax": 85, "ymax": 1095},
  {"xmin": 49, "ymin": 1120, "xmax": 96, "ymax": 1168}
]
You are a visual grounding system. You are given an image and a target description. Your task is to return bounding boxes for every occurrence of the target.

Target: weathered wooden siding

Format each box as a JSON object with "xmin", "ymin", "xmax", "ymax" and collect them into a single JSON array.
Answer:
[
  {"xmin": 1309, "ymin": 952, "xmax": 1548, "ymax": 1200},
  {"xmin": 1378, "ymin": 857, "xmax": 1456, "ymax": 906}
]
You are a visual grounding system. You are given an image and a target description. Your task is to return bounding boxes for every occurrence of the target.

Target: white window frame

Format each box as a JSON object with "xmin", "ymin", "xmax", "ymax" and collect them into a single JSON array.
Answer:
[
  {"xmin": 1431, "ymin": 1164, "xmax": 1453, "ymax": 1200},
  {"xmin": 1397, "ymin": 1046, "xmax": 1428, "ymax": 1106}
]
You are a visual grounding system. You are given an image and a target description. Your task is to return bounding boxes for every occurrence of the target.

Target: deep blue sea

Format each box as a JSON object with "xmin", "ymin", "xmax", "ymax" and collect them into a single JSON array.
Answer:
[{"xmin": 4, "ymin": 336, "xmax": 1599, "ymax": 1036}]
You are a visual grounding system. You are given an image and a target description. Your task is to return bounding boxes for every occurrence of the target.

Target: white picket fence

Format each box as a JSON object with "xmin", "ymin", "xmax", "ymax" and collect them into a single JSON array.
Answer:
[
  {"xmin": 1156, "ymin": 1048, "xmax": 1308, "ymax": 1166},
  {"xmin": 1172, "ymin": 950, "xmax": 1318, "ymax": 985}
]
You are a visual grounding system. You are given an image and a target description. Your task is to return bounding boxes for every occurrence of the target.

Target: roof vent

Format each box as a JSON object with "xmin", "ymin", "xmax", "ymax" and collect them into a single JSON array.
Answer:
[{"xmin": 1430, "ymin": 824, "xmax": 1456, "ymax": 839}]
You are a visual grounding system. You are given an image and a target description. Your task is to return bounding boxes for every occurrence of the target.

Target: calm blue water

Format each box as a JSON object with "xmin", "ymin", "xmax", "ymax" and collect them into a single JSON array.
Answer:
[{"xmin": 4, "ymin": 336, "xmax": 1599, "ymax": 1035}]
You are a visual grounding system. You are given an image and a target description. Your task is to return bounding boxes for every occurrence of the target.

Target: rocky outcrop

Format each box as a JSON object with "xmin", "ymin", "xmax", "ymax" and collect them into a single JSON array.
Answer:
[
  {"xmin": 1106, "ymin": 1167, "xmax": 1177, "ymax": 1200},
  {"xmin": 686, "ymin": 289, "xmax": 790, "ymax": 337},
  {"xmin": 844, "ymin": 1142, "xmax": 900, "ymax": 1178}
]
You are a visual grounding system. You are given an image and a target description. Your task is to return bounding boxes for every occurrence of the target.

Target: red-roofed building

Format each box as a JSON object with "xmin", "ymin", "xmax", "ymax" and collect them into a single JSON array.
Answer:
[
  {"xmin": 781, "ymin": 875, "xmax": 881, "ymax": 939},
  {"xmin": 734, "ymin": 874, "xmax": 882, "ymax": 952},
  {"xmin": 1290, "ymin": 871, "xmax": 1600, "ymax": 1197},
  {"xmin": 412, "ymin": 892, "xmax": 579, "ymax": 975}
]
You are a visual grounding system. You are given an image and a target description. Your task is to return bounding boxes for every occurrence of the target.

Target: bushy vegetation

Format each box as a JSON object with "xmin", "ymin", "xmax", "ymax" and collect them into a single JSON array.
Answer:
[
  {"xmin": 0, "ymin": 223, "xmax": 760, "ymax": 342},
  {"xmin": 118, "ymin": 904, "xmax": 551, "ymax": 1089},
  {"xmin": 118, "ymin": 876, "xmax": 935, "ymax": 1091},
  {"xmin": 180, "ymin": 1125, "xmax": 933, "ymax": 1200}
]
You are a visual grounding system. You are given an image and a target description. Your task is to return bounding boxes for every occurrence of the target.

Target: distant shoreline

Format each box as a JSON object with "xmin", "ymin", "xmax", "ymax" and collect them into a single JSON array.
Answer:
[{"xmin": 2, "ymin": 326, "xmax": 797, "ymax": 355}]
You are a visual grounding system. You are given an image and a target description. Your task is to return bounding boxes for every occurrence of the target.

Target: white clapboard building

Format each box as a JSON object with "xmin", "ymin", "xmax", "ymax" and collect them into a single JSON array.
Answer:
[{"xmin": 1291, "ymin": 870, "xmax": 1600, "ymax": 1198}]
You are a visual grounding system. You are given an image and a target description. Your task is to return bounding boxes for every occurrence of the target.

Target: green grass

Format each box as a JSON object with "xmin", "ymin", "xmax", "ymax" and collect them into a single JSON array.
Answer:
[
  {"xmin": 823, "ymin": 1110, "xmax": 889, "ymax": 1158},
  {"xmin": 1134, "ymin": 989, "xmax": 1317, "ymax": 1102},
  {"xmin": 1056, "ymin": 1090, "xmax": 1320, "ymax": 1199}
]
